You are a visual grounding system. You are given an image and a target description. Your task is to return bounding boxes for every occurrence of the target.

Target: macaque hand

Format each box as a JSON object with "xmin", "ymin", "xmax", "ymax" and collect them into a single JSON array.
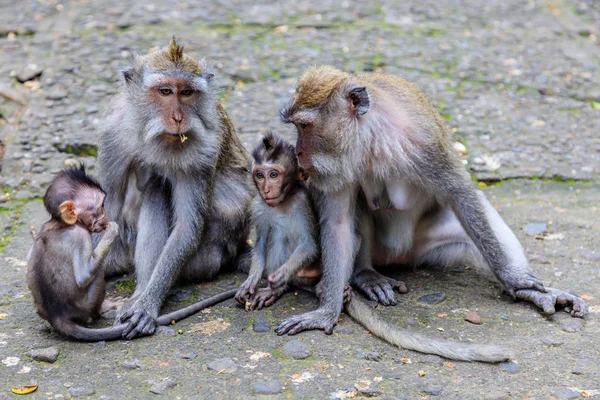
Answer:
[
  {"xmin": 276, "ymin": 308, "xmax": 339, "ymax": 336},
  {"xmin": 249, "ymin": 286, "xmax": 285, "ymax": 310},
  {"xmin": 116, "ymin": 297, "xmax": 157, "ymax": 340},
  {"xmin": 352, "ymin": 269, "xmax": 408, "ymax": 306},
  {"xmin": 514, "ymin": 287, "xmax": 586, "ymax": 318},
  {"xmin": 103, "ymin": 222, "xmax": 119, "ymax": 242},
  {"xmin": 235, "ymin": 277, "xmax": 259, "ymax": 305}
]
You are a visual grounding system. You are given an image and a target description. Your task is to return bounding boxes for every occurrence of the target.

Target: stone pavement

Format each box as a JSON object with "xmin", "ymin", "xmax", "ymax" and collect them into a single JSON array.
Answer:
[{"xmin": 0, "ymin": 0, "xmax": 599, "ymax": 398}]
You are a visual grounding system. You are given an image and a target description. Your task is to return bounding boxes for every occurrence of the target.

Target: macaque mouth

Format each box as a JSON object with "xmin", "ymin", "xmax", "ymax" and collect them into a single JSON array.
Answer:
[
  {"xmin": 264, "ymin": 194, "xmax": 284, "ymax": 206},
  {"xmin": 164, "ymin": 131, "xmax": 191, "ymax": 143}
]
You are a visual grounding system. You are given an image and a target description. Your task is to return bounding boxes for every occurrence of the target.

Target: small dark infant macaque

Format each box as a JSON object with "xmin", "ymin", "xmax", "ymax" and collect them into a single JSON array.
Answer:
[
  {"xmin": 235, "ymin": 133, "xmax": 320, "ymax": 310},
  {"xmin": 27, "ymin": 165, "xmax": 120, "ymax": 339}
]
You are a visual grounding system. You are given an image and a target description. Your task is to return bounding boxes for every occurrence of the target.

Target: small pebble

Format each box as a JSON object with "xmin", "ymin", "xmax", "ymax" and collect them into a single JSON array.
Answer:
[
  {"xmin": 282, "ymin": 339, "xmax": 311, "ymax": 360},
  {"xmin": 484, "ymin": 390, "xmax": 510, "ymax": 400},
  {"xmin": 91, "ymin": 341, "xmax": 107, "ymax": 348},
  {"xmin": 253, "ymin": 380, "xmax": 283, "ymax": 395},
  {"xmin": 120, "ymin": 359, "xmax": 142, "ymax": 369},
  {"xmin": 576, "ymin": 248, "xmax": 600, "ymax": 261},
  {"xmin": 68, "ymin": 387, "xmax": 95, "ymax": 397},
  {"xmin": 524, "ymin": 222, "xmax": 547, "ymax": 236},
  {"xmin": 253, "ymin": 318, "xmax": 271, "ymax": 333},
  {"xmin": 499, "ymin": 361, "xmax": 520, "ymax": 374},
  {"xmin": 176, "ymin": 353, "xmax": 197, "ymax": 360},
  {"xmin": 417, "ymin": 293, "xmax": 446, "ymax": 305},
  {"xmin": 45, "ymin": 91, "xmax": 67, "ymax": 100},
  {"xmin": 149, "ymin": 379, "xmax": 177, "ymax": 395},
  {"xmin": 421, "ymin": 387, "xmax": 442, "ymax": 396},
  {"xmin": 168, "ymin": 288, "xmax": 192, "ymax": 302},
  {"xmin": 355, "ymin": 349, "xmax": 381, "ymax": 361},
  {"xmin": 28, "ymin": 347, "xmax": 60, "ymax": 363},
  {"xmin": 464, "ymin": 311, "xmax": 482, "ymax": 324},
  {"xmin": 541, "ymin": 337, "xmax": 564, "ymax": 347},
  {"xmin": 207, "ymin": 357, "xmax": 237, "ymax": 373},
  {"xmin": 549, "ymin": 387, "xmax": 581, "ymax": 399}
]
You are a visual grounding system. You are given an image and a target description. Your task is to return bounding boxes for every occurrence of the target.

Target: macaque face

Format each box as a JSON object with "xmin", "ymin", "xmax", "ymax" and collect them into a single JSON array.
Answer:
[
  {"xmin": 76, "ymin": 190, "xmax": 109, "ymax": 233},
  {"xmin": 253, "ymin": 164, "xmax": 288, "ymax": 207}
]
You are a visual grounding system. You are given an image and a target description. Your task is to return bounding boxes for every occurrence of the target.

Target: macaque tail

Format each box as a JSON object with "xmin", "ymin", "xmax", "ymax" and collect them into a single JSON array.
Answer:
[
  {"xmin": 54, "ymin": 289, "xmax": 237, "ymax": 342},
  {"xmin": 156, "ymin": 288, "xmax": 237, "ymax": 324},
  {"xmin": 344, "ymin": 294, "xmax": 516, "ymax": 363}
]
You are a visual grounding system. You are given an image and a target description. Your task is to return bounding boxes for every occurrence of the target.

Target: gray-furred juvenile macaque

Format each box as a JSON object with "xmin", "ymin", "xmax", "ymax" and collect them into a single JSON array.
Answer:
[
  {"xmin": 235, "ymin": 133, "xmax": 320, "ymax": 310},
  {"xmin": 27, "ymin": 165, "xmax": 239, "ymax": 342},
  {"xmin": 276, "ymin": 65, "xmax": 586, "ymax": 336},
  {"xmin": 236, "ymin": 135, "xmax": 513, "ymax": 362},
  {"xmin": 97, "ymin": 38, "xmax": 254, "ymax": 339}
]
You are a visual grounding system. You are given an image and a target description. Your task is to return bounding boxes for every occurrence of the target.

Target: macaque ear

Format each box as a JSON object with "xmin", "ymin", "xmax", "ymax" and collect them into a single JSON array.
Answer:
[
  {"xmin": 122, "ymin": 67, "xmax": 136, "ymax": 84},
  {"xmin": 202, "ymin": 72, "xmax": 214, "ymax": 82},
  {"xmin": 347, "ymin": 85, "xmax": 370, "ymax": 116},
  {"xmin": 297, "ymin": 168, "xmax": 309, "ymax": 181},
  {"xmin": 59, "ymin": 201, "xmax": 78, "ymax": 225}
]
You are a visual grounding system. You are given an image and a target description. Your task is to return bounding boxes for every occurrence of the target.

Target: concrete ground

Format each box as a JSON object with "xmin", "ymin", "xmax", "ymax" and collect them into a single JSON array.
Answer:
[{"xmin": 0, "ymin": 0, "xmax": 598, "ymax": 398}]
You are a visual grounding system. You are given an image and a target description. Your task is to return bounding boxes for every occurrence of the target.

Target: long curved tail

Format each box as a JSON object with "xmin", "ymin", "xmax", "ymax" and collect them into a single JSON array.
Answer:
[
  {"xmin": 55, "ymin": 289, "xmax": 237, "ymax": 342},
  {"xmin": 344, "ymin": 294, "xmax": 515, "ymax": 363}
]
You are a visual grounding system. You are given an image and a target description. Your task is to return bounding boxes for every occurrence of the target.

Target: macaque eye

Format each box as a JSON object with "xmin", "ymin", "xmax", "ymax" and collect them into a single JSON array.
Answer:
[
  {"xmin": 297, "ymin": 122, "xmax": 308, "ymax": 129},
  {"xmin": 256, "ymin": 172, "xmax": 264, "ymax": 179},
  {"xmin": 180, "ymin": 89, "xmax": 194, "ymax": 96},
  {"xmin": 269, "ymin": 171, "xmax": 279, "ymax": 179},
  {"xmin": 159, "ymin": 87, "xmax": 173, "ymax": 96}
]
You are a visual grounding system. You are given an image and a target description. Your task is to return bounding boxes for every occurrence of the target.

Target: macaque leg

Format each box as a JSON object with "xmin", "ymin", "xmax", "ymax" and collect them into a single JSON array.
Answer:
[
  {"xmin": 352, "ymin": 209, "xmax": 407, "ymax": 306},
  {"xmin": 276, "ymin": 187, "xmax": 358, "ymax": 336},
  {"xmin": 116, "ymin": 181, "xmax": 169, "ymax": 333}
]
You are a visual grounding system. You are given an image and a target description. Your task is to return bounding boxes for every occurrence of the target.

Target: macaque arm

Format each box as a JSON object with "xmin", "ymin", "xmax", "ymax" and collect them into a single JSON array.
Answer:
[
  {"xmin": 120, "ymin": 174, "xmax": 211, "ymax": 339},
  {"xmin": 97, "ymin": 135, "xmax": 132, "ymax": 221},
  {"xmin": 74, "ymin": 223, "xmax": 119, "ymax": 288},
  {"xmin": 276, "ymin": 185, "xmax": 358, "ymax": 335},
  {"xmin": 235, "ymin": 234, "xmax": 267, "ymax": 304},
  {"xmin": 269, "ymin": 217, "xmax": 318, "ymax": 289}
]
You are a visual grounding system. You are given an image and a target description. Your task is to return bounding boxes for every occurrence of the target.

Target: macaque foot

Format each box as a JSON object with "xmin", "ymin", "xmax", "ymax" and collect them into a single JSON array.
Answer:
[
  {"xmin": 249, "ymin": 287, "xmax": 285, "ymax": 310},
  {"xmin": 352, "ymin": 269, "xmax": 408, "ymax": 306},
  {"xmin": 116, "ymin": 299, "xmax": 157, "ymax": 339},
  {"xmin": 276, "ymin": 309, "xmax": 338, "ymax": 335},
  {"xmin": 514, "ymin": 287, "xmax": 586, "ymax": 317}
]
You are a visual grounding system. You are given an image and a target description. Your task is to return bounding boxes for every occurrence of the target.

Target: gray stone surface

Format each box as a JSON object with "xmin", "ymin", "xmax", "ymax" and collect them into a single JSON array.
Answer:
[
  {"xmin": 27, "ymin": 346, "xmax": 59, "ymax": 363},
  {"xmin": 282, "ymin": 339, "xmax": 311, "ymax": 359},
  {"xmin": 253, "ymin": 380, "xmax": 284, "ymax": 395},
  {"xmin": 0, "ymin": 0, "xmax": 598, "ymax": 398}
]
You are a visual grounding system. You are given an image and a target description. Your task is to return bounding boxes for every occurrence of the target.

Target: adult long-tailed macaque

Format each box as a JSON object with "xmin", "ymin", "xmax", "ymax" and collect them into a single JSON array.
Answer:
[
  {"xmin": 27, "ymin": 166, "xmax": 239, "ymax": 341},
  {"xmin": 97, "ymin": 38, "xmax": 254, "ymax": 339},
  {"xmin": 236, "ymin": 136, "xmax": 512, "ymax": 362},
  {"xmin": 276, "ymin": 66, "xmax": 586, "ymax": 336}
]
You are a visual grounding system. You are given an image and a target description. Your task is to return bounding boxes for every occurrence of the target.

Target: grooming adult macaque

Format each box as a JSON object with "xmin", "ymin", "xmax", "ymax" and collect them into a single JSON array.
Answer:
[
  {"xmin": 235, "ymin": 133, "xmax": 320, "ymax": 310},
  {"xmin": 97, "ymin": 38, "xmax": 254, "ymax": 339},
  {"xmin": 236, "ymin": 137, "xmax": 512, "ymax": 362},
  {"xmin": 27, "ymin": 166, "xmax": 238, "ymax": 341},
  {"xmin": 276, "ymin": 66, "xmax": 586, "ymax": 336}
]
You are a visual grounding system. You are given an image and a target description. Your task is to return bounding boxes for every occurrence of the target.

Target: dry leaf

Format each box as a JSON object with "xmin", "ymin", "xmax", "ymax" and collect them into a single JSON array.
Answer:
[
  {"xmin": 249, "ymin": 352, "xmax": 271, "ymax": 361},
  {"xmin": 437, "ymin": 327, "xmax": 445, "ymax": 332},
  {"xmin": 401, "ymin": 358, "xmax": 412, "ymax": 364},
  {"xmin": 373, "ymin": 377, "xmax": 383, "ymax": 382},
  {"xmin": 447, "ymin": 362, "xmax": 455, "ymax": 369},
  {"xmin": 338, "ymin": 364, "xmax": 344, "ymax": 369},
  {"xmin": 0, "ymin": 313, "xmax": 8, "ymax": 320},
  {"xmin": 581, "ymin": 294, "xmax": 594, "ymax": 301},
  {"xmin": 418, "ymin": 370, "xmax": 426, "ymax": 377},
  {"xmin": 436, "ymin": 313, "xmax": 447, "ymax": 318},
  {"xmin": 11, "ymin": 385, "xmax": 38, "ymax": 395}
]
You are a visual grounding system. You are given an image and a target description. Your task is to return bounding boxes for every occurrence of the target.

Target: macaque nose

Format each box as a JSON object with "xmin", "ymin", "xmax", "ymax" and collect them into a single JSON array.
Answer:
[
  {"xmin": 296, "ymin": 151, "xmax": 303, "ymax": 157},
  {"xmin": 173, "ymin": 113, "xmax": 183, "ymax": 123}
]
